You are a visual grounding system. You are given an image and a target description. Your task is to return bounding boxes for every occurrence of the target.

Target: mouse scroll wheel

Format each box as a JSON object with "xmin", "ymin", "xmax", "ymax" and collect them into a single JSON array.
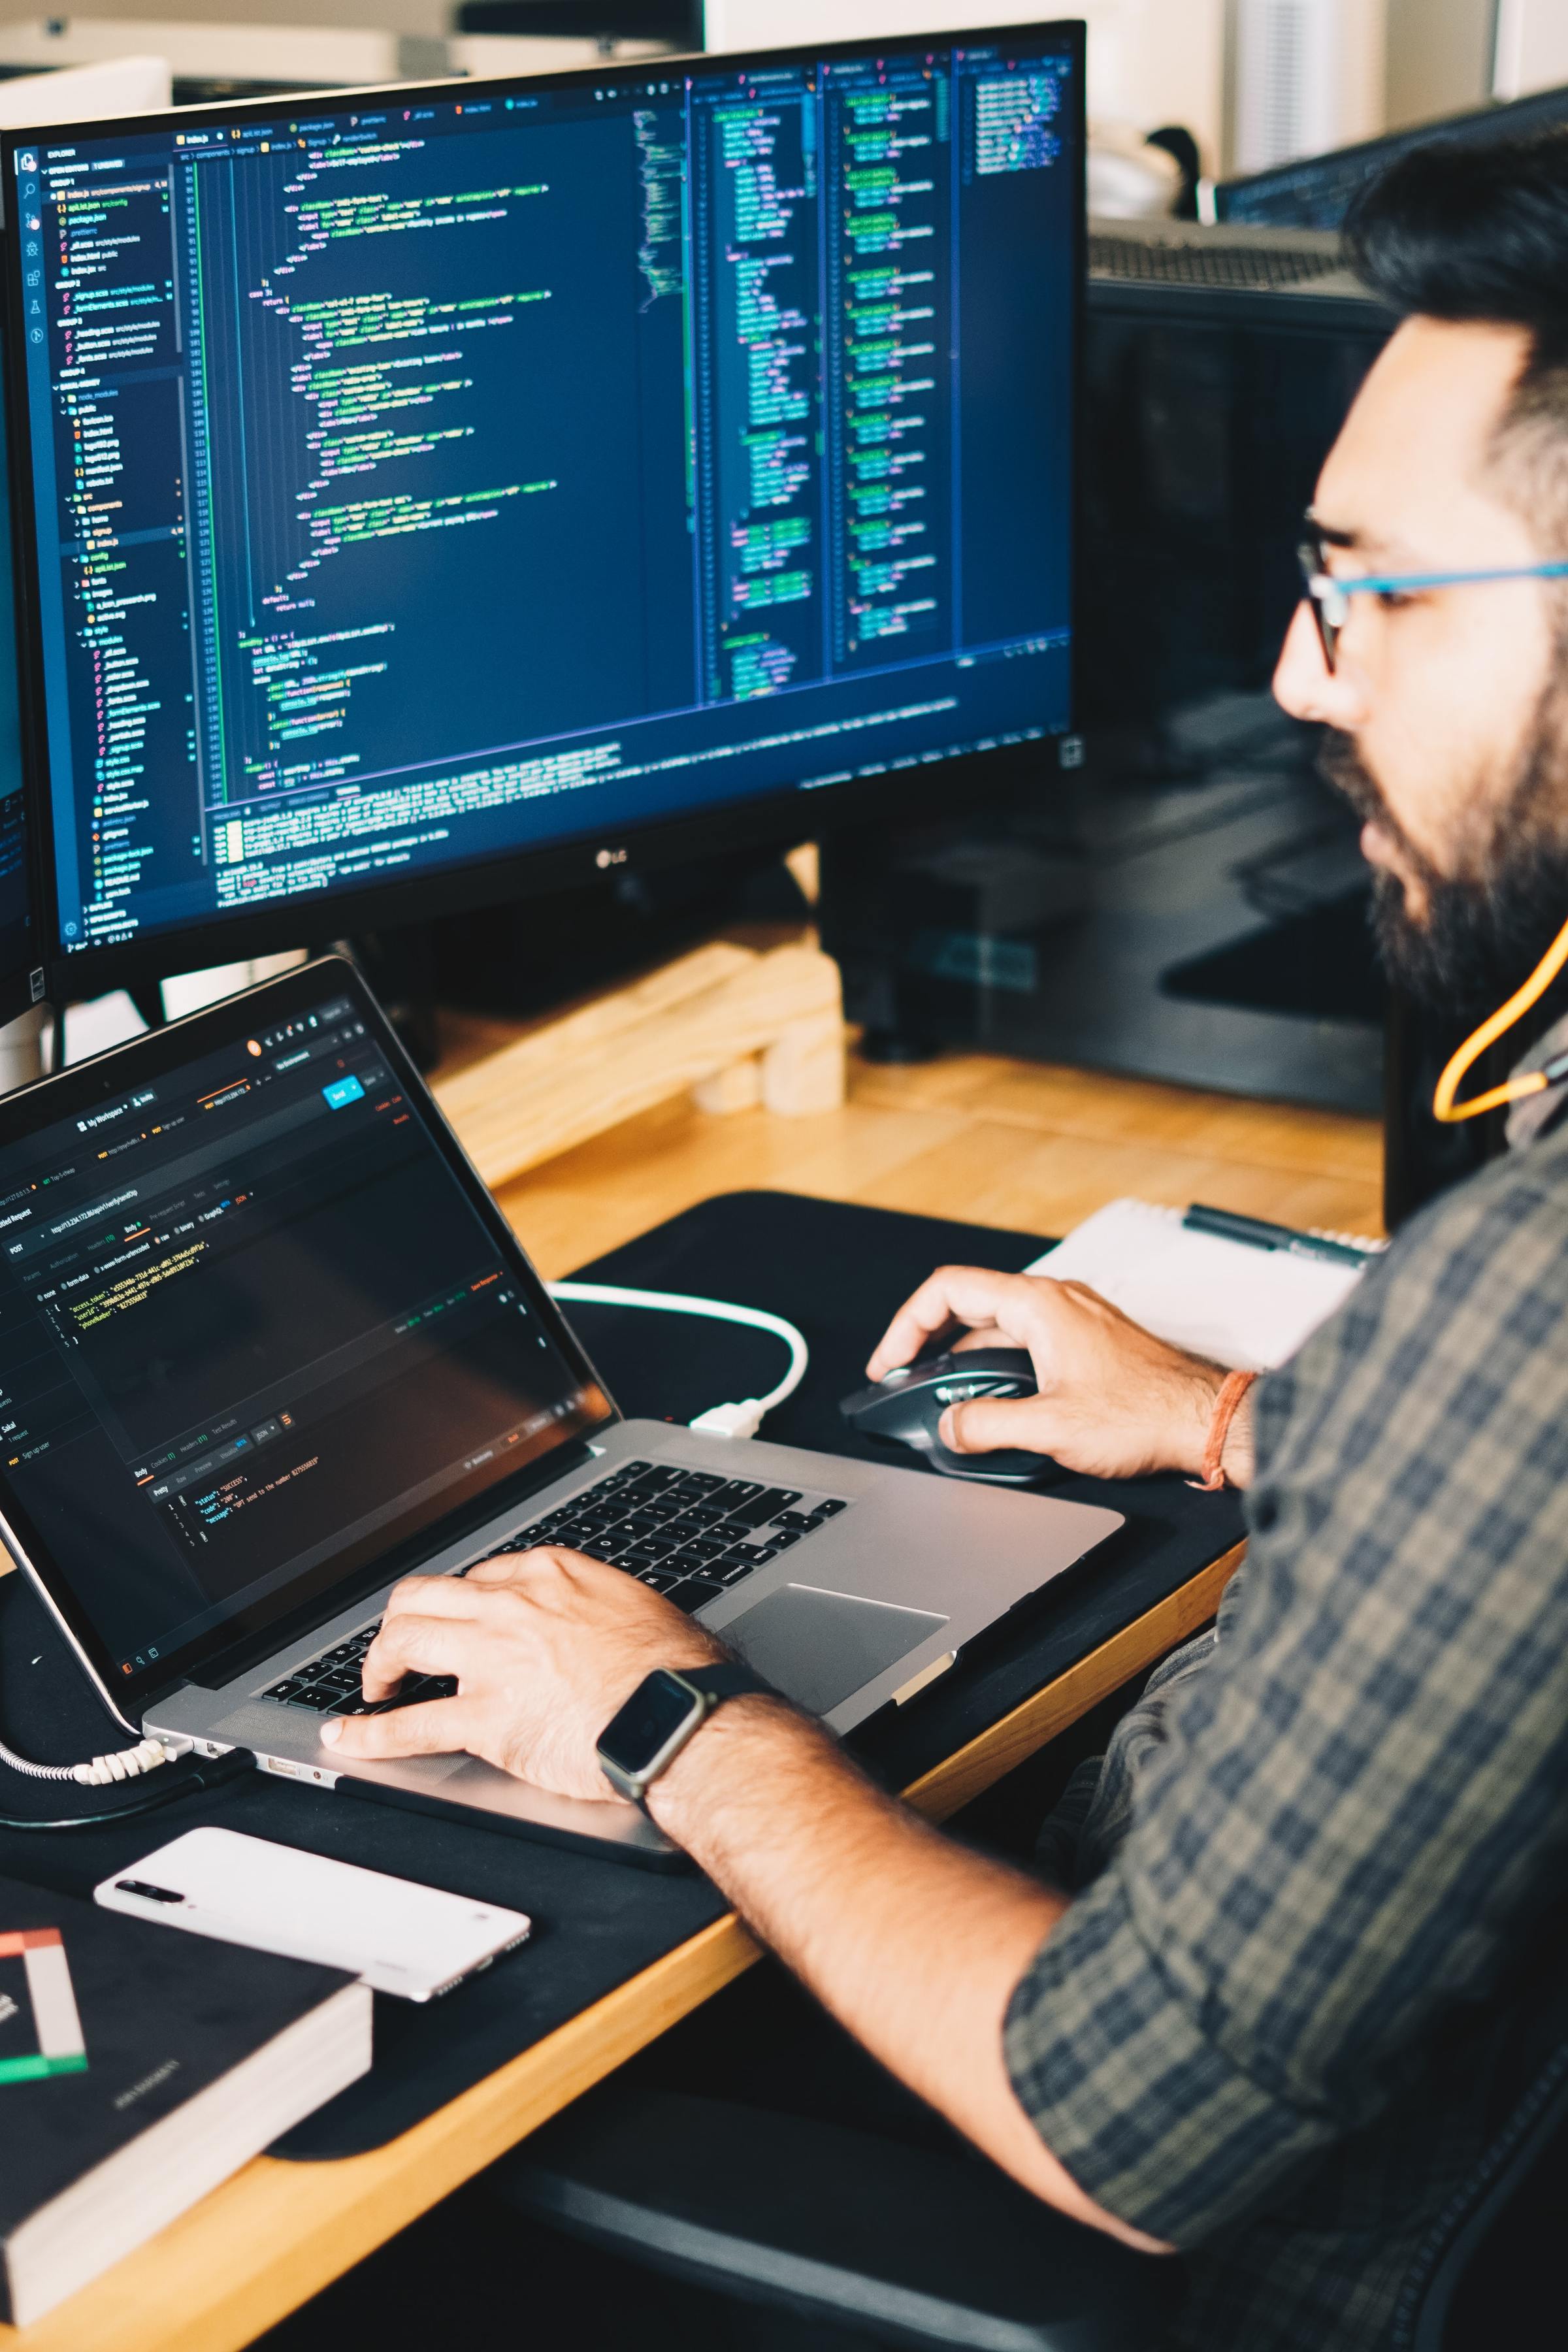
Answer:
[{"xmin": 934, "ymin": 1379, "xmax": 1024, "ymax": 1404}]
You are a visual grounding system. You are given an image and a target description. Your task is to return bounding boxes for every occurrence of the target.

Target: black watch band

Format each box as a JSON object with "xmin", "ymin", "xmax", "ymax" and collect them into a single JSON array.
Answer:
[{"xmin": 674, "ymin": 1662, "xmax": 776, "ymax": 1709}]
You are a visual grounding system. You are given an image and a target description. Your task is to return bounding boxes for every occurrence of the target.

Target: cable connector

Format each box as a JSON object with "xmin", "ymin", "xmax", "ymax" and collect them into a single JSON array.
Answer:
[
  {"xmin": 688, "ymin": 1399, "xmax": 767, "ymax": 1441},
  {"xmin": 2, "ymin": 1727, "xmax": 178, "ymax": 1786},
  {"xmin": 71, "ymin": 1738, "xmax": 175, "ymax": 1786}
]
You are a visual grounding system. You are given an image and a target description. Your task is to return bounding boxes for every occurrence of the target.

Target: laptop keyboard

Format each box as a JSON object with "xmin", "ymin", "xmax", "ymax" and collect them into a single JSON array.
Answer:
[{"xmin": 263, "ymin": 1459, "xmax": 850, "ymax": 1718}]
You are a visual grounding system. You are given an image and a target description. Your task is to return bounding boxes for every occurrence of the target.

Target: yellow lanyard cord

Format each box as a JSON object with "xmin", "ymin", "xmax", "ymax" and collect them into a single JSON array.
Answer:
[{"xmin": 1433, "ymin": 908, "xmax": 1568, "ymax": 1122}]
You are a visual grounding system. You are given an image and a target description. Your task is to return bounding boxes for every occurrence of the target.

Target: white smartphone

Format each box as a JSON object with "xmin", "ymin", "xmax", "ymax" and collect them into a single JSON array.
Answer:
[{"xmin": 95, "ymin": 1827, "xmax": 532, "ymax": 2001}]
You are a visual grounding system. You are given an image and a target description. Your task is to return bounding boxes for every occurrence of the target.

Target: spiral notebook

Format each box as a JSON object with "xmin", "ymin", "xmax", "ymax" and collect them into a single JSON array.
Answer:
[{"xmin": 1026, "ymin": 1199, "xmax": 1382, "ymax": 1373}]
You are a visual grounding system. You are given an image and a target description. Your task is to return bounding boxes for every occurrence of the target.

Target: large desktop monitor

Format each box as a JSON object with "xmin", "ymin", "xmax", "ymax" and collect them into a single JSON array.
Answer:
[
  {"xmin": 1213, "ymin": 76, "xmax": 1568, "ymax": 230},
  {"xmin": 2, "ymin": 22, "xmax": 1083, "ymax": 996},
  {"xmin": 0, "ymin": 338, "xmax": 37, "ymax": 1027}
]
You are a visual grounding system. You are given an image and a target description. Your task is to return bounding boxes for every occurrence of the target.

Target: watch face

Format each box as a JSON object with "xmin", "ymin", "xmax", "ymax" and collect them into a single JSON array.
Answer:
[{"xmin": 598, "ymin": 1670, "xmax": 700, "ymax": 1778}]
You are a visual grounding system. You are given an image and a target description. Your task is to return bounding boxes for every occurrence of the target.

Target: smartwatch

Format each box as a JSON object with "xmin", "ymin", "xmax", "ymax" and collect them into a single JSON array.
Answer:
[{"xmin": 596, "ymin": 1662, "xmax": 777, "ymax": 1812}]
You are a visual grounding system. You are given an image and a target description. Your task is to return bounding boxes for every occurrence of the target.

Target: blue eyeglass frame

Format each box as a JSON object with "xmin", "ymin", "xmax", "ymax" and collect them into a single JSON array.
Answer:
[{"xmin": 1296, "ymin": 518, "xmax": 1568, "ymax": 670}]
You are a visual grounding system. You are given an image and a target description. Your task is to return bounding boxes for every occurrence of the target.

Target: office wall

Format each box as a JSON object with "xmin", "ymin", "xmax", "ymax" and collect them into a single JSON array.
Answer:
[
  {"xmin": 1385, "ymin": 0, "xmax": 1494, "ymax": 128},
  {"xmin": 0, "ymin": 0, "xmax": 451, "ymax": 33},
  {"xmin": 1232, "ymin": 0, "xmax": 1387, "ymax": 174},
  {"xmin": 1495, "ymin": 0, "xmax": 1568, "ymax": 100}
]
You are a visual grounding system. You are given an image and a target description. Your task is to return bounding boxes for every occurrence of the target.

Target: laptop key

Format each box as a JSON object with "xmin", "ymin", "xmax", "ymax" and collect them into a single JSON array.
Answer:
[
  {"xmin": 809, "ymin": 1498, "xmax": 849, "ymax": 1520},
  {"xmin": 375, "ymin": 1672, "xmax": 456, "ymax": 1710},
  {"xmin": 712, "ymin": 1558, "xmax": 760, "ymax": 1587},
  {"xmin": 672, "ymin": 1578, "xmax": 725, "ymax": 1614},
  {"xmin": 719, "ymin": 1542, "xmax": 779, "ymax": 1569},
  {"xmin": 639, "ymin": 1569, "xmax": 684, "ymax": 1593},
  {"xmin": 726, "ymin": 1488, "xmax": 802, "ymax": 1527},
  {"xmin": 619, "ymin": 1467, "xmax": 681, "ymax": 1499},
  {"xmin": 661, "ymin": 1554, "xmax": 716, "ymax": 1580}
]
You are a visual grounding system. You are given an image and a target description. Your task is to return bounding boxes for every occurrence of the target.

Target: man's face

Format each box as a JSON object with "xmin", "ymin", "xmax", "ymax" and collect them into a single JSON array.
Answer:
[{"xmin": 1273, "ymin": 316, "xmax": 1568, "ymax": 1010}]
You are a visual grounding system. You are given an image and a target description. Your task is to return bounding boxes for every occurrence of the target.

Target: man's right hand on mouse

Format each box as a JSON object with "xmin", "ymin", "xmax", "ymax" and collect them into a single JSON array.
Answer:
[{"xmin": 867, "ymin": 1265, "xmax": 1254, "ymax": 1486}]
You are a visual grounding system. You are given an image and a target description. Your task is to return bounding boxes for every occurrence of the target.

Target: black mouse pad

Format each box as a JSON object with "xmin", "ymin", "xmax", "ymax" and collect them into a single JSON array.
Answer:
[{"xmin": 0, "ymin": 1192, "xmax": 1243, "ymax": 2161}]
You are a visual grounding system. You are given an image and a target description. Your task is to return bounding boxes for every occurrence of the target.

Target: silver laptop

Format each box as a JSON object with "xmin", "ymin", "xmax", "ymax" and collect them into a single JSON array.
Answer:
[{"xmin": 0, "ymin": 958, "xmax": 1121, "ymax": 1865}]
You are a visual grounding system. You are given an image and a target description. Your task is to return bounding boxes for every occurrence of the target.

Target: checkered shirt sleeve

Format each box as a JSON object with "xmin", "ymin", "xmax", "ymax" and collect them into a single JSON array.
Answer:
[{"xmin": 1004, "ymin": 1140, "xmax": 1568, "ymax": 2246}]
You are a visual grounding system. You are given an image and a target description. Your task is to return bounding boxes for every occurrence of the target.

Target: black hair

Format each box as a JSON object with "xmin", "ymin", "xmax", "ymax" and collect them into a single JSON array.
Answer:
[
  {"xmin": 1345, "ymin": 134, "xmax": 1568, "ymax": 553},
  {"xmin": 1344, "ymin": 131, "xmax": 1568, "ymax": 376}
]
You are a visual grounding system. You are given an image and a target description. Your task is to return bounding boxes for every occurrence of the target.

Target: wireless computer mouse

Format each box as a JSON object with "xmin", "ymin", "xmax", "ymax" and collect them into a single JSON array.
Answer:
[{"xmin": 838, "ymin": 1348, "xmax": 1060, "ymax": 1485}]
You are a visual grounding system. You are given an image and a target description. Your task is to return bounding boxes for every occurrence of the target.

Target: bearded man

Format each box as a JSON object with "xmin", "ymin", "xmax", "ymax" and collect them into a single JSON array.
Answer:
[{"xmin": 322, "ymin": 137, "xmax": 1568, "ymax": 2347}]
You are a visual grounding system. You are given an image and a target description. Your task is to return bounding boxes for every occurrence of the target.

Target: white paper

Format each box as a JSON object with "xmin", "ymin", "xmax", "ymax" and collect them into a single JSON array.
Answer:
[{"xmin": 1024, "ymin": 1198, "xmax": 1371, "ymax": 1371}]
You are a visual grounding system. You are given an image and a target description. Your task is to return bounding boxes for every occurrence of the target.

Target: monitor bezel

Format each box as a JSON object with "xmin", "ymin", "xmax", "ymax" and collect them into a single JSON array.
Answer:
[
  {"xmin": 0, "ymin": 898, "xmax": 40, "ymax": 1029},
  {"xmin": 1, "ymin": 22, "xmax": 1085, "ymax": 1000},
  {"xmin": 0, "ymin": 952, "xmax": 621, "ymax": 1720}
]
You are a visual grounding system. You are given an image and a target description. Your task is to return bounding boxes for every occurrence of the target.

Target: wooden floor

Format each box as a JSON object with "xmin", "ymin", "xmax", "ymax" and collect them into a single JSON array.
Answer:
[{"xmin": 465, "ymin": 1022, "xmax": 1386, "ymax": 1281}]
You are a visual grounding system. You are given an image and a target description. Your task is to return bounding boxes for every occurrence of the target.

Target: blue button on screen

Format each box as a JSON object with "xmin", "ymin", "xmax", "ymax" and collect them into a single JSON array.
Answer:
[{"xmin": 322, "ymin": 1075, "xmax": 365, "ymax": 1110}]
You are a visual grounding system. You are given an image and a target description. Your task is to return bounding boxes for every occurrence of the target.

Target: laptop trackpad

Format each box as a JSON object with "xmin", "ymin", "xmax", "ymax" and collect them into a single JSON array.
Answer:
[{"xmin": 724, "ymin": 1584, "xmax": 947, "ymax": 1715}]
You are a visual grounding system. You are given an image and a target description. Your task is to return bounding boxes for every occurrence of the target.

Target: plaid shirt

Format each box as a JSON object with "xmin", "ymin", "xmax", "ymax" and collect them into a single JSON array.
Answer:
[{"xmin": 1005, "ymin": 1044, "xmax": 1568, "ymax": 2351}]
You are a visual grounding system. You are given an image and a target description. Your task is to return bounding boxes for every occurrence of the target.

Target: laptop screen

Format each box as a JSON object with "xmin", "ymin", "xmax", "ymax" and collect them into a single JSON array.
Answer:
[{"xmin": 0, "ymin": 962, "xmax": 612, "ymax": 1707}]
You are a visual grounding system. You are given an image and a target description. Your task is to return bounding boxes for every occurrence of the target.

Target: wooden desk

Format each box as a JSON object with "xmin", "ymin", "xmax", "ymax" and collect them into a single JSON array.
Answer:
[{"xmin": 0, "ymin": 1043, "xmax": 1380, "ymax": 2352}]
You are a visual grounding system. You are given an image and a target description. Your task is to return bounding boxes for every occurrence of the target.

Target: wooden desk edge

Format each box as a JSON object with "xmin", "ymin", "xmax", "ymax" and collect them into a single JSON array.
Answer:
[{"xmin": 3, "ymin": 1544, "xmax": 1243, "ymax": 2352}]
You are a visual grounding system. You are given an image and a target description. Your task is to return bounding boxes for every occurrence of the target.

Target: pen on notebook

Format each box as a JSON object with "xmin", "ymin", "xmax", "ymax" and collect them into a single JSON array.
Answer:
[{"xmin": 1183, "ymin": 1204, "xmax": 1376, "ymax": 1268}]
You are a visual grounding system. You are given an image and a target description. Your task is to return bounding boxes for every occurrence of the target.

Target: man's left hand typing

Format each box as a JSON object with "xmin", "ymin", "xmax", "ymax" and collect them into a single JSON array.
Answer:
[{"xmin": 321, "ymin": 1548, "xmax": 727, "ymax": 1800}]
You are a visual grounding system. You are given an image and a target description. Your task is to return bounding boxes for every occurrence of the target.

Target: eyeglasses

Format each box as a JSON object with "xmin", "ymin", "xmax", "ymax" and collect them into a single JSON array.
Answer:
[{"xmin": 1296, "ymin": 515, "xmax": 1568, "ymax": 671}]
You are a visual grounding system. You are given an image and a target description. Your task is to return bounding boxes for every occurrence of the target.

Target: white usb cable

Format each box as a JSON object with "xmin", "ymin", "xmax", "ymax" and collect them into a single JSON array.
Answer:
[
  {"xmin": 0, "ymin": 1728, "xmax": 174, "ymax": 1786},
  {"xmin": 547, "ymin": 1282, "xmax": 809, "ymax": 1441}
]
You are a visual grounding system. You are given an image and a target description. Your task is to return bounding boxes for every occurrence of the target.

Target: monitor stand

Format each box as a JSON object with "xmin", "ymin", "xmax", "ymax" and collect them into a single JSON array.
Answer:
[
  {"xmin": 38, "ymin": 850, "xmax": 811, "ymax": 1088},
  {"xmin": 421, "ymin": 847, "xmax": 811, "ymax": 1024},
  {"xmin": 327, "ymin": 847, "xmax": 810, "ymax": 1071}
]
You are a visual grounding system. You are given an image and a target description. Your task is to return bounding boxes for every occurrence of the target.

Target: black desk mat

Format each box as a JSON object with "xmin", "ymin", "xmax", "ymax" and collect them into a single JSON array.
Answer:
[{"xmin": 0, "ymin": 1192, "xmax": 1243, "ymax": 2160}]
